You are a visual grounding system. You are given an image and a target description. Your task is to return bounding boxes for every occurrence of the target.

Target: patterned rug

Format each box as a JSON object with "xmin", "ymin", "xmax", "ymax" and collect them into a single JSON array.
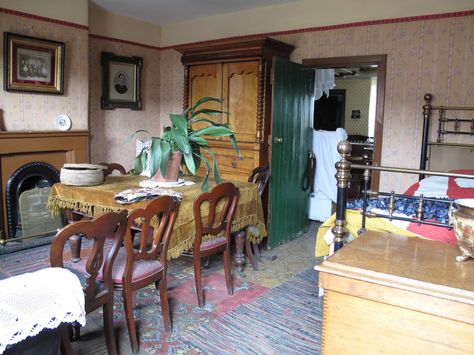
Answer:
[
  {"xmin": 172, "ymin": 268, "xmax": 323, "ymax": 355},
  {"xmin": 0, "ymin": 244, "xmax": 322, "ymax": 354},
  {"xmin": 92, "ymin": 263, "xmax": 269, "ymax": 354}
]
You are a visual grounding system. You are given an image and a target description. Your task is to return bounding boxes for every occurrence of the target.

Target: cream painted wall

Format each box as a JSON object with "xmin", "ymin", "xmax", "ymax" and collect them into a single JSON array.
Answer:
[
  {"xmin": 161, "ymin": 0, "xmax": 474, "ymax": 46},
  {"xmin": 89, "ymin": 2, "xmax": 161, "ymax": 47},
  {"xmin": 0, "ymin": 0, "xmax": 88, "ymax": 26}
]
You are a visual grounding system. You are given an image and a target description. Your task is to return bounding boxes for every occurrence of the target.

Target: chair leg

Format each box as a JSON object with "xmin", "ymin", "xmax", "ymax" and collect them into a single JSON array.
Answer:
[
  {"xmin": 252, "ymin": 242, "xmax": 262, "ymax": 262},
  {"xmin": 103, "ymin": 300, "xmax": 118, "ymax": 355},
  {"xmin": 194, "ymin": 255, "xmax": 204, "ymax": 307},
  {"xmin": 123, "ymin": 287, "xmax": 140, "ymax": 353},
  {"xmin": 223, "ymin": 249, "xmax": 233, "ymax": 295},
  {"xmin": 73, "ymin": 322, "xmax": 81, "ymax": 340},
  {"xmin": 158, "ymin": 277, "xmax": 172, "ymax": 331},
  {"xmin": 245, "ymin": 238, "xmax": 258, "ymax": 271},
  {"xmin": 60, "ymin": 324, "xmax": 74, "ymax": 355}
]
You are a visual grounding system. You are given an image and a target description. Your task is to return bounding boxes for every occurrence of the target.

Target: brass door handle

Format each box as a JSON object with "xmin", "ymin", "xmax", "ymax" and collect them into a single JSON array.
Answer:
[{"xmin": 274, "ymin": 137, "xmax": 283, "ymax": 143}]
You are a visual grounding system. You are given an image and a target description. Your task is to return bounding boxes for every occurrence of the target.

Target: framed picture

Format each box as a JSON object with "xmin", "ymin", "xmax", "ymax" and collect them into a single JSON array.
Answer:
[
  {"xmin": 101, "ymin": 52, "xmax": 142, "ymax": 110},
  {"xmin": 3, "ymin": 32, "xmax": 65, "ymax": 94}
]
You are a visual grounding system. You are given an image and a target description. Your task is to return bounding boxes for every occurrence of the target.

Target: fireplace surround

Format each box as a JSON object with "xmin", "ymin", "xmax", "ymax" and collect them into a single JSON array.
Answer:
[{"xmin": 0, "ymin": 131, "xmax": 89, "ymax": 243}]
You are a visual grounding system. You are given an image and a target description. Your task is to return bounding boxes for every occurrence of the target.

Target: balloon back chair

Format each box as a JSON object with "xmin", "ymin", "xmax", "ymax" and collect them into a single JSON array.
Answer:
[
  {"xmin": 50, "ymin": 210, "xmax": 128, "ymax": 355},
  {"xmin": 193, "ymin": 182, "xmax": 239, "ymax": 307},
  {"xmin": 106, "ymin": 195, "xmax": 179, "ymax": 353}
]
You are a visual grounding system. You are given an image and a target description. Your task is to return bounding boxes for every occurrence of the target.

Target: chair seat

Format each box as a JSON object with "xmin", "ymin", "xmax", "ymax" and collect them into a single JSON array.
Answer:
[
  {"xmin": 107, "ymin": 247, "xmax": 164, "ymax": 284},
  {"xmin": 66, "ymin": 264, "xmax": 106, "ymax": 294},
  {"xmin": 200, "ymin": 236, "xmax": 227, "ymax": 251}
]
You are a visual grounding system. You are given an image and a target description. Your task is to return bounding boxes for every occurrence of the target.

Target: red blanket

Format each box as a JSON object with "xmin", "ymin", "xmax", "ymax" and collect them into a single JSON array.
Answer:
[{"xmin": 403, "ymin": 170, "xmax": 474, "ymax": 244}]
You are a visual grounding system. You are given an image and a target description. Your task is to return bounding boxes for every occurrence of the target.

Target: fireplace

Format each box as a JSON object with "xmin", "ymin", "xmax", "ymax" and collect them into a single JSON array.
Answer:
[
  {"xmin": 6, "ymin": 162, "xmax": 63, "ymax": 240},
  {"xmin": 0, "ymin": 131, "xmax": 89, "ymax": 243}
]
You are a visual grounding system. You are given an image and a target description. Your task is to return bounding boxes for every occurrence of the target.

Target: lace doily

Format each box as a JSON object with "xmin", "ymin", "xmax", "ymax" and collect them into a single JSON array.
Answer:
[{"xmin": 0, "ymin": 268, "xmax": 86, "ymax": 352}]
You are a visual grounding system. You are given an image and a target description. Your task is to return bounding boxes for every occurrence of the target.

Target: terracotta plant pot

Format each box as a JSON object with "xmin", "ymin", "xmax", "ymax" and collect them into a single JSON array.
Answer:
[{"xmin": 151, "ymin": 151, "xmax": 182, "ymax": 182}]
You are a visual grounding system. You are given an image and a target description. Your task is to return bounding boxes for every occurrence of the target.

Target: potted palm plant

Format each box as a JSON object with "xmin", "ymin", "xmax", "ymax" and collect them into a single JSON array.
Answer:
[{"xmin": 130, "ymin": 97, "xmax": 240, "ymax": 191}]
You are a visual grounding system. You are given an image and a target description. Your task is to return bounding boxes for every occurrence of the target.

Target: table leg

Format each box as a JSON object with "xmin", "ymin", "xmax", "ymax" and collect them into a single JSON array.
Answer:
[
  {"xmin": 64, "ymin": 210, "xmax": 86, "ymax": 263},
  {"xmin": 233, "ymin": 230, "xmax": 246, "ymax": 272},
  {"xmin": 69, "ymin": 234, "xmax": 82, "ymax": 263}
]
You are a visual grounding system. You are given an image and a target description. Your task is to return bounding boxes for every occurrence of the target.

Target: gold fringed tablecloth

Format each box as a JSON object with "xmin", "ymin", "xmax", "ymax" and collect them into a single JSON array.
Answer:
[{"xmin": 47, "ymin": 175, "xmax": 267, "ymax": 259}]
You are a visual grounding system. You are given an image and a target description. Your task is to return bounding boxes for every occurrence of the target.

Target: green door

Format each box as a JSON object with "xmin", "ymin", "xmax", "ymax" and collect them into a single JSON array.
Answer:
[{"xmin": 269, "ymin": 58, "xmax": 314, "ymax": 248}]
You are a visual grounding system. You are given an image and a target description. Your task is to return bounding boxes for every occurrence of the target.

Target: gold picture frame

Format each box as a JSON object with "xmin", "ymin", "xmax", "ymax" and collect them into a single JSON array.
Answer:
[{"xmin": 3, "ymin": 32, "xmax": 65, "ymax": 94}]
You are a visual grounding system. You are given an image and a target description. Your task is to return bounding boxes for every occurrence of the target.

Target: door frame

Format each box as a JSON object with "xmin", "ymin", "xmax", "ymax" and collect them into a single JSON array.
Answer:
[{"xmin": 302, "ymin": 54, "xmax": 386, "ymax": 190}]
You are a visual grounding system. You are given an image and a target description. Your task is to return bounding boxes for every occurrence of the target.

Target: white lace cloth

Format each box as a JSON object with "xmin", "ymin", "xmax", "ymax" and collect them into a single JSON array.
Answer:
[{"xmin": 0, "ymin": 268, "xmax": 86, "ymax": 353}]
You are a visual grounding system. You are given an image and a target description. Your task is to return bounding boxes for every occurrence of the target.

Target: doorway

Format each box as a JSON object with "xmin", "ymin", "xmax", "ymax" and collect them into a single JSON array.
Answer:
[
  {"xmin": 313, "ymin": 89, "xmax": 345, "ymax": 131},
  {"xmin": 302, "ymin": 55, "xmax": 386, "ymax": 190}
]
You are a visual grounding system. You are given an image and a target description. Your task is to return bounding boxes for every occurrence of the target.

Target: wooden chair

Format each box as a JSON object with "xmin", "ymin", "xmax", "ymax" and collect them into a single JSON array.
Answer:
[
  {"xmin": 193, "ymin": 182, "xmax": 239, "ymax": 307},
  {"xmin": 240, "ymin": 166, "xmax": 271, "ymax": 269},
  {"xmin": 106, "ymin": 196, "xmax": 179, "ymax": 353},
  {"xmin": 99, "ymin": 162, "xmax": 127, "ymax": 177},
  {"xmin": 50, "ymin": 210, "xmax": 128, "ymax": 355}
]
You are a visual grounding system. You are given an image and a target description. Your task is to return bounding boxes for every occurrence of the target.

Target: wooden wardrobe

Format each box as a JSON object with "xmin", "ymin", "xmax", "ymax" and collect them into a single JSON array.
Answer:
[{"xmin": 180, "ymin": 38, "xmax": 294, "ymax": 181}]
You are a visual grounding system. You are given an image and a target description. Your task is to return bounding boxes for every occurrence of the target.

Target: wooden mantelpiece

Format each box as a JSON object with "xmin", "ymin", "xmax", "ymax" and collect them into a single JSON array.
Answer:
[
  {"xmin": 316, "ymin": 232, "xmax": 474, "ymax": 354},
  {"xmin": 0, "ymin": 131, "xmax": 90, "ymax": 240}
]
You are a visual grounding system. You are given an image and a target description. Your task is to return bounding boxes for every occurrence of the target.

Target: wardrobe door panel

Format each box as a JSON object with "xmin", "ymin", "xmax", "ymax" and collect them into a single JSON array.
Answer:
[
  {"xmin": 189, "ymin": 64, "xmax": 223, "ymax": 131},
  {"xmin": 223, "ymin": 61, "xmax": 259, "ymax": 143}
]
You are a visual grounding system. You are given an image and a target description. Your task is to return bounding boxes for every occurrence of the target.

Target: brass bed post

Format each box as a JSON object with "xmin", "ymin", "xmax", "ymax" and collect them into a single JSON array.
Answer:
[
  {"xmin": 419, "ymin": 93, "xmax": 433, "ymax": 179},
  {"xmin": 332, "ymin": 140, "xmax": 351, "ymax": 251}
]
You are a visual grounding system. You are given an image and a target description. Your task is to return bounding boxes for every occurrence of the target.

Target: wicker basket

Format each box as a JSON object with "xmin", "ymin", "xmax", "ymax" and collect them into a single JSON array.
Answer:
[{"xmin": 60, "ymin": 164, "xmax": 107, "ymax": 186}]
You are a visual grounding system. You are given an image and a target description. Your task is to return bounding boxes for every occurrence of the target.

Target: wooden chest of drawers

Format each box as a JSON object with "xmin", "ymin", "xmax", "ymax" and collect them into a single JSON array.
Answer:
[{"xmin": 316, "ymin": 231, "xmax": 474, "ymax": 354}]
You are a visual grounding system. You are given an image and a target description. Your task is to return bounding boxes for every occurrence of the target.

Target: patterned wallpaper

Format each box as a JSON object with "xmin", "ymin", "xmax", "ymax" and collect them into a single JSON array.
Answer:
[
  {"xmin": 0, "ymin": 11, "xmax": 89, "ymax": 131},
  {"xmin": 89, "ymin": 37, "xmax": 162, "ymax": 170},
  {"xmin": 160, "ymin": 15, "xmax": 474, "ymax": 192},
  {"xmin": 272, "ymin": 15, "xmax": 474, "ymax": 192},
  {"xmin": 334, "ymin": 77, "xmax": 372, "ymax": 137},
  {"xmin": 1, "ymin": 9, "xmax": 473, "ymax": 193}
]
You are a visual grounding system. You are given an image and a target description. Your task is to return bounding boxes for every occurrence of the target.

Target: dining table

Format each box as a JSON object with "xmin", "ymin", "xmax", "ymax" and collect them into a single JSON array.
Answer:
[{"xmin": 47, "ymin": 174, "xmax": 267, "ymax": 270}]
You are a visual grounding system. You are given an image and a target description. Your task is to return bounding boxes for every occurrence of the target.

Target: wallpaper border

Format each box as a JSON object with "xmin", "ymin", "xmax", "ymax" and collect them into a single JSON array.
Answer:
[
  {"xmin": 166, "ymin": 9, "xmax": 474, "ymax": 50},
  {"xmin": 0, "ymin": 7, "xmax": 88, "ymax": 30},
  {"xmin": 1, "ymin": 6, "xmax": 473, "ymax": 51},
  {"xmin": 89, "ymin": 34, "xmax": 161, "ymax": 51}
]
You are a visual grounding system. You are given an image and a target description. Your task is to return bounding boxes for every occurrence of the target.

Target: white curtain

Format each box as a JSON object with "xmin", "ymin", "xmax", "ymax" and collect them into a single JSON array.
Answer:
[
  {"xmin": 314, "ymin": 69, "xmax": 336, "ymax": 101},
  {"xmin": 308, "ymin": 127, "xmax": 348, "ymax": 221}
]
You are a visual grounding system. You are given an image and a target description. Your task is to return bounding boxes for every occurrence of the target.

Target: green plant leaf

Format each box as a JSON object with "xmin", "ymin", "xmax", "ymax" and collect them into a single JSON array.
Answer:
[
  {"xmin": 158, "ymin": 140, "xmax": 172, "ymax": 176},
  {"xmin": 189, "ymin": 108, "xmax": 228, "ymax": 119},
  {"xmin": 199, "ymin": 156, "xmax": 211, "ymax": 192},
  {"xmin": 148, "ymin": 139, "xmax": 160, "ymax": 176},
  {"xmin": 188, "ymin": 116, "xmax": 221, "ymax": 126},
  {"xmin": 170, "ymin": 128, "xmax": 191, "ymax": 154},
  {"xmin": 191, "ymin": 146, "xmax": 202, "ymax": 171},
  {"xmin": 169, "ymin": 113, "xmax": 188, "ymax": 134},
  {"xmin": 185, "ymin": 97, "xmax": 223, "ymax": 115},
  {"xmin": 134, "ymin": 149, "xmax": 147, "ymax": 174},
  {"xmin": 188, "ymin": 135, "xmax": 209, "ymax": 146},
  {"xmin": 190, "ymin": 125, "xmax": 235, "ymax": 137},
  {"xmin": 124, "ymin": 129, "xmax": 151, "ymax": 145},
  {"xmin": 183, "ymin": 150, "xmax": 196, "ymax": 175},
  {"xmin": 204, "ymin": 148, "xmax": 221, "ymax": 184},
  {"xmin": 229, "ymin": 134, "xmax": 242, "ymax": 158}
]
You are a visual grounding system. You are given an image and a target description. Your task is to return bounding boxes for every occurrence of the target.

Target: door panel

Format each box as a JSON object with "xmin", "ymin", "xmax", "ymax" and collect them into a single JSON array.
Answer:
[
  {"xmin": 223, "ymin": 61, "xmax": 259, "ymax": 143},
  {"xmin": 189, "ymin": 64, "xmax": 223, "ymax": 131},
  {"xmin": 269, "ymin": 58, "xmax": 314, "ymax": 247}
]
